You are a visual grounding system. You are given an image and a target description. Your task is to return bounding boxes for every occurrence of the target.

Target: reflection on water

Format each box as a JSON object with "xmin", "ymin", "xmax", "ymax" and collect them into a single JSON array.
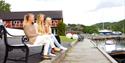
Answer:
[
  {"xmin": 94, "ymin": 39, "xmax": 125, "ymax": 53},
  {"xmin": 92, "ymin": 38, "xmax": 125, "ymax": 63}
]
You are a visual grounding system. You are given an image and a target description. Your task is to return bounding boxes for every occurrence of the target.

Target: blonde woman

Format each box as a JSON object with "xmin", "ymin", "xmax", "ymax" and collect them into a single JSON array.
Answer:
[
  {"xmin": 23, "ymin": 13, "xmax": 59, "ymax": 59},
  {"xmin": 45, "ymin": 17, "xmax": 67, "ymax": 50},
  {"xmin": 34, "ymin": 14, "xmax": 45, "ymax": 35},
  {"xmin": 35, "ymin": 14, "xmax": 61, "ymax": 56}
]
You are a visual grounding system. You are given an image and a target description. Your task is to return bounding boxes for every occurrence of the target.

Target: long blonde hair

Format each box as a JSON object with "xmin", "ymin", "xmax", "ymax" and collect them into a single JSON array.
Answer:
[
  {"xmin": 23, "ymin": 13, "xmax": 34, "ymax": 27},
  {"xmin": 45, "ymin": 17, "xmax": 52, "ymax": 34},
  {"xmin": 23, "ymin": 15, "xmax": 27, "ymax": 27},
  {"xmin": 36, "ymin": 14, "xmax": 45, "ymax": 34}
]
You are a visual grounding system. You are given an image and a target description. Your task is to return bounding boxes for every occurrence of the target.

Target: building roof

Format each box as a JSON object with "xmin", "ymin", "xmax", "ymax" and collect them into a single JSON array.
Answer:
[{"xmin": 0, "ymin": 11, "xmax": 62, "ymax": 20}]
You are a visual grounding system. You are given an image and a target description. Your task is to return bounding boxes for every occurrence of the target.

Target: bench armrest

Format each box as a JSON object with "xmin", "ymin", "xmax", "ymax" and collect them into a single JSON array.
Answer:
[
  {"xmin": 21, "ymin": 35, "xmax": 29, "ymax": 43},
  {"xmin": 5, "ymin": 28, "xmax": 28, "ymax": 46}
]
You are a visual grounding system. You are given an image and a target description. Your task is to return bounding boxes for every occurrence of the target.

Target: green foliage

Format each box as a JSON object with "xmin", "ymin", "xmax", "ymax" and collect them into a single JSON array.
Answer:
[
  {"xmin": 67, "ymin": 24, "xmax": 85, "ymax": 34},
  {"xmin": 92, "ymin": 19, "xmax": 125, "ymax": 33},
  {"xmin": 83, "ymin": 26, "xmax": 98, "ymax": 34},
  {"xmin": 93, "ymin": 22, "xmax": 112, "ymax": 29},
  {"xmin": 67, "ymin": 19, "xmax": 125, "ymax": 34},
  {"xmin": 57, "ymin": 20, "xmax": 66, "ymax": 36},
  {"xmin": 60, "ymin": 36, "xmax": 76, "ymax": 42},
  {"xmin": 0, "ymin": 0, "xmax": 11, "ymax": 12}
]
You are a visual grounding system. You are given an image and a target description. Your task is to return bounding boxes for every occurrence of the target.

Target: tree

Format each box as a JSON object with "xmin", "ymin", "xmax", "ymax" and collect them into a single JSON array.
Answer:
[
  {"xmin": 92, "ymin": 19, "xmax": 125, "ymax": 33},
  {"xmin": 67, "ymin": 24, "xmax": 85, "ymax": 34},
  {"xmin": 57, "ymin": 20, "xmax": 66, "ymax": 36},
  {"xmin": 0, "ymin": 0, "xmax": 11, "ymax": 12},
  {"xmin": 83, "ymin": 26, "xmax": 98, "ymax": 34}
]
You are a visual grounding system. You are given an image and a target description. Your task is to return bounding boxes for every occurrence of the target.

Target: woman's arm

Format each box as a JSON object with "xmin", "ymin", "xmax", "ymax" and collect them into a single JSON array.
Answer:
[
  {"xmin": 24, "ymin": 25, "xmax": 38, "ymax": 38},
  {"xmin": 45, "ymin": 25, "xmax": 51, "ymax": 35},
  {"xmin": 34, "ymin": 23, "xmax": 39, "ymax": 34},
  {"xmin": 48, "ymin": 26, "xmax": 52, "ymax": 34}
]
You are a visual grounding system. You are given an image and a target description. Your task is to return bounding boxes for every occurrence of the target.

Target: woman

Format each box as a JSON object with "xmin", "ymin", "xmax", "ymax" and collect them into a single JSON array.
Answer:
[
  {"xmin": 45, "ymin": 17, "xmax": 67, "ymax": 50},
  {"xmin": 34, "ymin": 14, "xmax": 45, "ymax": 35},
  {"xmin": 23, "ymin": 13, "xmax": 59, "ymax": 59},
  {"xmin": 35, "ymin": 14, "xmax": 61, "ymax": 56}
]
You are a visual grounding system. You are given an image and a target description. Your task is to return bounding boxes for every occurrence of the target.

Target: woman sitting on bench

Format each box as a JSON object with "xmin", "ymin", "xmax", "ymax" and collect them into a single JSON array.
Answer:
[
  {"xmin": 45, "ymin": 17, "xmax": 67, "ymax": 50},
  {"xmin": 34, "ymin": 14, "xmax": 67, "ymax": 56},
  {"xmin": 23, "ymin": 13, "xmax": 60, "ymax": 59}
]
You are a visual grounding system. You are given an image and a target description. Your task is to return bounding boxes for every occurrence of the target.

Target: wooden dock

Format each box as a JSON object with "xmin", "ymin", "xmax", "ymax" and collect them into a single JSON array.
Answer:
[{"xmin": 61, "ymin": 39, "xmax": 117, "ymax": 63}]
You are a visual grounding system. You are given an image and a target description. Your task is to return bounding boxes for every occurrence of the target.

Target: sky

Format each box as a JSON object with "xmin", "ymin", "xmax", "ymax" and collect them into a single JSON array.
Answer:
[{"xmin": 5, "ymin": 0, "xmax": 125, "ymax": 26}]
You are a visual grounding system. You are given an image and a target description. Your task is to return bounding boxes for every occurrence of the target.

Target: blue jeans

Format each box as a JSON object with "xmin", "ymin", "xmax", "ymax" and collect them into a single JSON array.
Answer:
[
  {"xmin": 48, "ymin": 34, "xmax": 63, "ymax": 54},
  {"xmin": 50, "ymin": 34, "xmax": 63, "ymax": 48}
]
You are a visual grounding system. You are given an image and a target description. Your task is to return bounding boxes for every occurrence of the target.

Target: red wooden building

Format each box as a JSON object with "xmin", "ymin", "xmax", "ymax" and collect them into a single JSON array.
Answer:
[{"xmin": 0, "ymin": 11, "xmax": 63, "ymax": 34}]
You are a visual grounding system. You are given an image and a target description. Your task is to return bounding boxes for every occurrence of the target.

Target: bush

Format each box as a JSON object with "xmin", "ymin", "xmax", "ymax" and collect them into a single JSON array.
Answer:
[{"xmin": 57, "ymin": 20, "xmax": 66, "ymax": 36}]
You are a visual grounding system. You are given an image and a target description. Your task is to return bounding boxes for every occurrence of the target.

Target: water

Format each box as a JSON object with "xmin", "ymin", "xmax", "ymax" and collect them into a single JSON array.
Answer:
[
  {"xmin": 93, "ymin": 39, "xmax": 125, "ymax": 52},
  {"xmin": 93, "ymin": 39, "xmax": 125, "ymax": 63}
]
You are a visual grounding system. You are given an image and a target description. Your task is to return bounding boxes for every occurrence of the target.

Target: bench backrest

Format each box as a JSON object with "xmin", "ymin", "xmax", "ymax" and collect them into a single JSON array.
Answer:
[{"xmin": 0, "ymin": 25, "xmax": 9, "ymax": 46}]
